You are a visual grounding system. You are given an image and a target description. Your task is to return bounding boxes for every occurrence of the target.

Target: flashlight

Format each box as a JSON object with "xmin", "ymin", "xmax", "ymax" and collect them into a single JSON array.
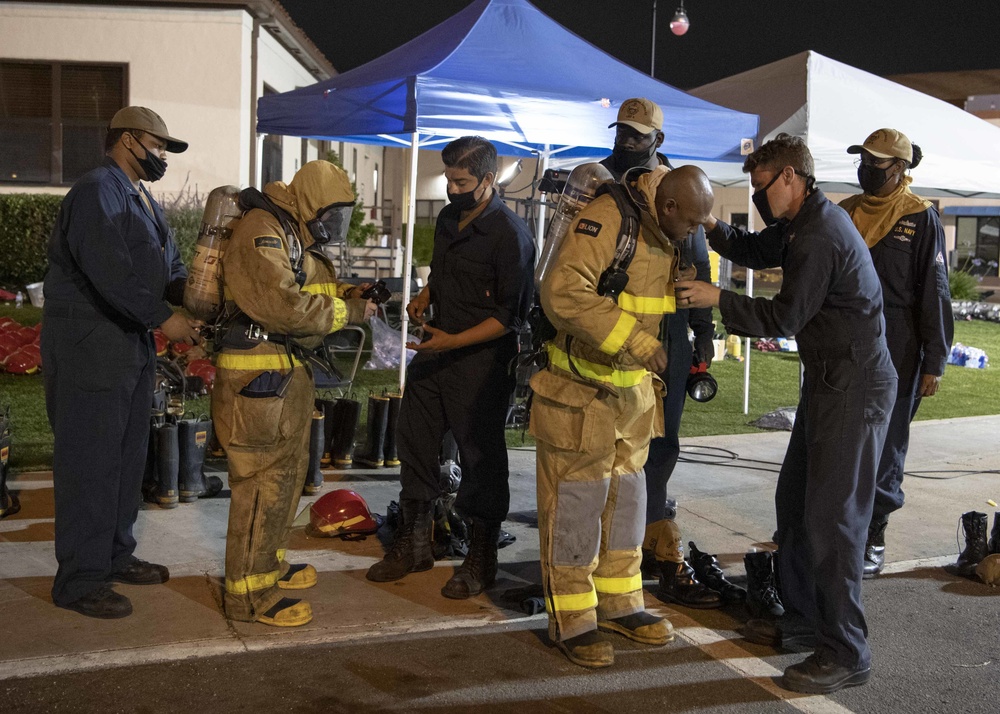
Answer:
[{"xmin": 687, "ymin": 361, "xmax": 718, "ymax": 402}]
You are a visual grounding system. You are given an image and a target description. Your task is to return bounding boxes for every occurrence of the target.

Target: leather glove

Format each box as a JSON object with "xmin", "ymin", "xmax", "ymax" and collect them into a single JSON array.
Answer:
[{"xmin": 694, "ymin": 334, "xmax": 714, "ymax": 368}]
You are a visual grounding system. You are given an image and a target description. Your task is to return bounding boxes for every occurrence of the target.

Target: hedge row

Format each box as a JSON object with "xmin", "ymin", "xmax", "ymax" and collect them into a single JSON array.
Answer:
[{"xmin": 0, "ymin": 193, "xmax": 202, "ymax": 291}]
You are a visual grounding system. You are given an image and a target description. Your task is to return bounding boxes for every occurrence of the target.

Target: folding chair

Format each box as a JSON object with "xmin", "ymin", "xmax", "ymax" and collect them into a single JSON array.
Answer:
[{"xmin": 313, "ymin": 325, "xmax": 366, "ymax": 397}]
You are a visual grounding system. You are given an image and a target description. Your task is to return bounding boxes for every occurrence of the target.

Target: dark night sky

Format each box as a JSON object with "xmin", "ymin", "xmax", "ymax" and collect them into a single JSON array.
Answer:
[{"xmin": 280, "ymin": 0, "xmax": 998, "ymax": 90}]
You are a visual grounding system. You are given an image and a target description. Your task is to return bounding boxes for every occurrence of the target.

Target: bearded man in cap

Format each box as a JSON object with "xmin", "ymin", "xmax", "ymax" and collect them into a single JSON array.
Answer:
[{"xmin": 43, "ymin": 106, "xmax": 201, "ymax": 619}]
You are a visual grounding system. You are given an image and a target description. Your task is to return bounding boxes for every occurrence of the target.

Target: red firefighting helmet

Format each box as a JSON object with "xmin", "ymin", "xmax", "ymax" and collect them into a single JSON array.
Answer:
[
  {"xmin": 309, "ymin": 490, "xmax": 379, "ymax": 536},
  {"xmin": 3, "ymin": 348, "xmax": 41, "ymax": 374},
  {"xmin": 153, "ymin": 330, "xmax": 169, "ymax": 356}
]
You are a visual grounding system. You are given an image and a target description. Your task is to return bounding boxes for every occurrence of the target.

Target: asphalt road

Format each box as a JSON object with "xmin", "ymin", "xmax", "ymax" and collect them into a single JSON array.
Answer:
[{"xmin": 4, "ymin": 565, "xmax": 998, "ymax": 714}]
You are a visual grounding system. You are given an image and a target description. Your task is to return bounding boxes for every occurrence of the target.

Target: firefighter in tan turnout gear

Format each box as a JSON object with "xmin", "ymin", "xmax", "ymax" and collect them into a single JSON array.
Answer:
[
  {"xmin": 213, "ymin": 160, "xmax": 374, "ymax": 627},
  {"xmin": 532, "ymin": 165, "xmax": 715, "ymax": 668}
]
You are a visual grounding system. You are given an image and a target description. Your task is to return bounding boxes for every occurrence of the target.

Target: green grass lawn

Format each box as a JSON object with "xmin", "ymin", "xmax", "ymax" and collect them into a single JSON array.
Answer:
[{"xmin": 3, "ymin": 301, "xmax": 999, "ymax": 472}]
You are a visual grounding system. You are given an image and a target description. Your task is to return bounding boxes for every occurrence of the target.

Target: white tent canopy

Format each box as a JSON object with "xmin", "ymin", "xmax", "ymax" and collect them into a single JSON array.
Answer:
[{"xmin": 690, "ymin": 50, "xmax": 1000, "ymax": 196}]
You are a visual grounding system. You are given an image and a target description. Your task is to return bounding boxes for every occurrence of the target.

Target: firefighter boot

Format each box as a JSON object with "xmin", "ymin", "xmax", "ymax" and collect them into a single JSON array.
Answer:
[
  {"xmin": 154, "ymin": 422, "xmax": 180, "ymax": 509},
  {"xmin": 303, "ymin": 407, "xmax": 325, "ymax": 495},
  {"xmin": 178, "ymin": 417, "xmax": 221, "ymax": 501},
  {"xmin": 0, "ymin": 412, "xmax": 20, "ymax": 519},
  {"xmin": 354, "ymin": 393, "xmax": 389, "ymax": 468},
  {"xmin": 688, "ymin": 540, "xmax": 746, "ymax": 604},
  {"xmin": 598, "ymin": 611, "xmax": 675, "ymax": 645},
  {"xmin": 948, "ymin": 511, "xmax": 990, "ymax": 577},
  {"xmin": 862, "ymin": 517, "xmax": 889, "ymax": 579},
  {"xmin": 316, "ymin": 397, "xmax": 337, "ymax": 467},
  {"xmin": 383, "ymin": 392, "xmax": 402, "ymax": 468},
  {"xmin": 744, "ymin": 550, "xmax": 785, "ymax": 618},
  {"xmin": 644, "ymin": 519, "xmax": 721, "ymax": 609},
  {"xmin": 442, "ymin": 518, "xmax": 500, "ymax": 599},
  {"xmin": 989, "ymin": 512, "xmax": 1000, "ymax": 555},
  {"xmin": 366, "ymin": 499, "xmax": 434, "ymax": 582},
  {"xmin": 556, "ymin": 630, "xmax": 615, "ymax": 669},
  {"xmin": 330, "ymin": 397, "xmax": 362, "ymax": 469}
]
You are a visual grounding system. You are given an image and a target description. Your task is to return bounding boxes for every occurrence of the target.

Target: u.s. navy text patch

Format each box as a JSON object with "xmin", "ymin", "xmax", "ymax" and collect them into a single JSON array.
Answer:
[
  {"xmin": 254, "ymin": 236, "xmax": 282, "ymax": 250},
  {"xmin": 575, "ymin": 219, "xmax": 602, "ymax": 237}
]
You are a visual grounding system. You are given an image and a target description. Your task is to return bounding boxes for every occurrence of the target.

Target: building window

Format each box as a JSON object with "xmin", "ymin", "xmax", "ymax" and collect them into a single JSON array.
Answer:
[
  {"xmin": 0, "ymin": 60, "xmax": 125, "ymax": 184},
  {"xmin": 415, "ymin": 199, "xmax": 445, "ymax": 226},
  {"xmin": 955, "ymin": 216, "xmax": 1000, "ymax": 276}
]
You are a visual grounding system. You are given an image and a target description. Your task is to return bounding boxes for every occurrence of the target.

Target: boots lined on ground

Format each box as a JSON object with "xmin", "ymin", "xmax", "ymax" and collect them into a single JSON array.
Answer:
[
  {"xmin": 643, "ymin": 519, "xmax": 721, "ymax": 609},
  {"xmin": 988, "ymin": 512, "xmax": 1000, "ymax": 555},
  {"xmin": 688, "ymin": 540, "xmax": 746, "ymax": 604},
  {"xmin": 366, "ymin": 499, "xmax": 434, "ymax": 582},
  {"xmin": 303, "ymin": 406, "xmax": 325, "ymax": 495},
  {"xmin": 863, "ymin": 517, "xmax": 889, "ymax": 579},
  {"xmin": 556, "ymin": 630, "xmax": 615, "ymax": 669},
  {"xmin": 948, "ymin": 511, "xmax": 990, "ymax": 577},
  {"xmin": 154, "ymin": 422, "xmax": 179, "ymax": 509},
  {"xmin": 383, "ymin": 392, "xmax": 402, "ymax": 468},
  {"xmin": 355, "ymin": 393, "xmax": 390, "ymax": 468},
  {"xmin": 597, "ymin": 611, "xmax": 674, "ymax": 645},
  {"xmin": 177, "ymin": 416, "xmax": 222, "ymax": 501},
  {"xmin": 328, "ymin": 397, "xmax": 361, "ymax": 468},
  {"xmin": 0, "ymin": 409, "xmax": 20, "ymax": 519},
  {"xmin": 442, "ymin": 518, "xmax": 500, "ymax": 599},
  {"xmin": 744, "ymin": 550, "xmax": 785, "ymax": 618}
]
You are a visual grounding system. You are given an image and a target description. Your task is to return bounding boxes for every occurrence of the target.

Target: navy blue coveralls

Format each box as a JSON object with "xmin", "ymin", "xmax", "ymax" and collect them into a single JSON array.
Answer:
[
  {"xmin": 397, "ymin": 192, "xmax": 534, "ymax": 523},
  {"xmin": 41, "ymin": 159, "xmax": 186, "ymax": 607},
  {"xmin": 868, "ymin": 208, "xmax": 952, "ymax": 522},
  {"xmin": 644, "ymin": 226, "xmax": 714, "ymax": 522},
  {"xmin": 708, "ymin": 190, "xmax": 897, "ymax": 670}
]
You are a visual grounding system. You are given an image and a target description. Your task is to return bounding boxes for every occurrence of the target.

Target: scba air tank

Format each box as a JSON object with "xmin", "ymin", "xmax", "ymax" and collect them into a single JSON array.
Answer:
[
  {"xmin": 183, "ymin": 185, "xmax": 242, "ymax": 321},
  {"xmin": 534, "ymin": 162, "xmax": 614, "ymax": 288}
]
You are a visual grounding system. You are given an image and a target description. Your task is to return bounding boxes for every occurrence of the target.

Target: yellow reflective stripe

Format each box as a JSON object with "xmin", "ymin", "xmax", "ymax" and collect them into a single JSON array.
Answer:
[
  {"xmin": 598, "ymin": 311, "xmax": 636, "ymax": 355},
  {"xmin": 593, "ymin": 573, "xmax": 643, "ymax": 594},
  {"xmin": 330, "ymin": 297, "xmax": 348, "ymax": 333},
  {"xmin": 318, "ymin": 515, "xmax": 366, "ymax": 533},
  {"xmin": 225, "ymin": 570, "xmax": 280, "ymax": 595},
  {"xmin": 617, "ymin": 292, "xmax": 677, "ymax": 314},
  {"xmin": 276, "ymin": 549, "xmax": 286, "ymax": 563},
  {"xmin": 216, "ymin": 352, "xmax": 301, "ymax": 370},
  {"xmin": 546, "ymin": 588, "xmax": 599, "ymax": 613},
  {"xmin": 547, "ymin": 344, "xmax": 647, "ymax": 388},
  {"xmin": 302, "ymin": 282, "xmax": 338, "ymax": 297}
]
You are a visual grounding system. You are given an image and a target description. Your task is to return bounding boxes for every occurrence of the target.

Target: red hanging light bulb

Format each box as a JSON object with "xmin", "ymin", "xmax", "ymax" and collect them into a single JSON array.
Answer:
[{"xmin": 670, "ymin": 1, "xmax": 690, "ymax": 36}]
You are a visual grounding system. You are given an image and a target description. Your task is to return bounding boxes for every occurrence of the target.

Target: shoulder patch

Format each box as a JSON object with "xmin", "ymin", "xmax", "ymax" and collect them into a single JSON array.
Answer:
[
  {"xmin": 254, "ymin": 236, "xmax": 283, "ymax": 250},
  {"xmin": 575, "ymin": 219, "xmax": 602, "ymax": 237}
]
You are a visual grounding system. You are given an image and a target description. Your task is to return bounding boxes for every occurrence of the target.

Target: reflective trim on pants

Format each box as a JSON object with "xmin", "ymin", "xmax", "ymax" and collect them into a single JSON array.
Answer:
[{"xmin": 225, "ymin": 569, "xmax": 280, "ymax": 595}]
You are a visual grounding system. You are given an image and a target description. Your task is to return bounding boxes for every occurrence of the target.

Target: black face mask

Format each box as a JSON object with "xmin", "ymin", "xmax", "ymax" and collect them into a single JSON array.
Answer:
[
  {"xmin": 752, "ymin": 171, "xmax": 783, "ymax": 227},
  {"xmin": 858, "ymin": 163, "xmax": 892, "ymax": 194},
  {"xmin": 610, "ymin": 141, "xmax": 657, "ymax": 174},
  {"xmin": 126, "ymin": 134, "xmax": 167, "ymax": 182},
  {"xmin": 447, "ymin": 176, "xmax": 485, "ymax": 212}
]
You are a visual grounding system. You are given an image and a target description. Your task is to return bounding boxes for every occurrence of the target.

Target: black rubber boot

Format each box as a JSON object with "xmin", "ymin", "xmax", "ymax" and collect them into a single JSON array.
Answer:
[
  {"xmin": 862, "ymin": 517, "xmax": 889, "ymax": 579},
  {"xmin": 316, "ymin": 397, "xmax": 337, "ymax": 467},
  {"xmin": 949, "ymin": 511, "xmax": 990, "ymax": 577},
  {"xmin": 383, "ymin": 392, "xmax": 402, "ymax": 468},
  {"xmin": 0, "ymin": 408, "xmax": 19, "ymax": 519},
  {"xmin": 366, "ymin": 499, "xmax": 434, "ymax": 582},
  {"xmin": 303, "ymin": 407, "xmax": 325, "ymax": 495},
  {"xmin": 154, "ymin": 422, "xmax": 179, "ymax": 509},
  {"xmin": 354, "ymin": 394, "xmax": 389, "ymax": 468},
  {"xmin": 442, "ymin": 518, "xmax": 501, "ymax": 599},
  {"xmin": 688, "ymin": 540, "xmax": 746, "ymax": 604},
  {"xmin": 178, "ymin": 416, "xmax": 222, "ymax": 501},
  {"xmin": 744, "ymin": 550, "xmax": 784, "ymax": 618},
  {"xmin": 989, "ymin": 512, "xmax": 1000, "ymax": 555},
  {"xmin": 329, "ymin": 397, "xmax": 362, "ymax": 469},
  {"xmin": 656, "ymin": 560, "xmax": 723, "ymax": 609}
]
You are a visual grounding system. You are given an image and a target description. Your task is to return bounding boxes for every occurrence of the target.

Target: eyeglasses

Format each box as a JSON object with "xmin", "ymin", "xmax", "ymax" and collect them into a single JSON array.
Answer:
[{"xmin": 854, "ymin": 156, "xmax": 896, "ymax": 168}]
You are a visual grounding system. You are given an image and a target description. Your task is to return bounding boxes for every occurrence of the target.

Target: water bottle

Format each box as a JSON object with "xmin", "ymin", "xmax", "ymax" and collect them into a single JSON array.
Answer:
[{"xmin": 14, "ymin": 291, "xmax": 23, "ymax": 309}]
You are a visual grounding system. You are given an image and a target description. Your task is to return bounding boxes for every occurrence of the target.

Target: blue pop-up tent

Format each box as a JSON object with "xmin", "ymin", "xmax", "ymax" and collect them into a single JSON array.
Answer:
[{"xmin": 258, "ymin": 0, "xmax": 758, "ymax": 385}]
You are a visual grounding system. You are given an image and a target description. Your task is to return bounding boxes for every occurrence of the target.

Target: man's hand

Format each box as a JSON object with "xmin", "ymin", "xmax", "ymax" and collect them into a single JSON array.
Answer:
[
  {"xmin": 407, "ymin": 288, "xmax": 431, "ymax": 324},
  {"xmin": 918, "ymin": 373, "xmax": 941, "ymax": 397},
  {"xmin": 675, "ymin": 280, "xmax": 722, "ymax": 309},
  {"xmin": 160, "ymin": 312, "xmax": 201, "ymax": 345},
  {"xmin": 406, "ymin": 324, "xmax": 458, "ymax": 353},
  {"xmin": 694, "ymin": 335, "xmax": 714, "ymax": 368},
  {"xmin": 702, "ymin": 214, "xmax": 719, "ymax": 233},
  {"xmin": 643, "ymin": 345, "xmax": 668, "ymax": 374},
  {"xmin": 345, "ymin": 283, "xmax": 372, "ymax": 300}
]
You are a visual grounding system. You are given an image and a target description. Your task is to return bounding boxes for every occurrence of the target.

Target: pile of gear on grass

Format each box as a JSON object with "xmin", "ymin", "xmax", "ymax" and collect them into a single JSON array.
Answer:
[
  {"xmin": 947, "ymin": 510, "xmax": 1000, "ymax": 586},
  {"xmin": 0, "ymin": 316, "xmax": 42, "ymax": 375}
]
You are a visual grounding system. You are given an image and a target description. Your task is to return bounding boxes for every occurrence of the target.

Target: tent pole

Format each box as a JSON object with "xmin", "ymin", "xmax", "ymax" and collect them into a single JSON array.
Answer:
[
  {"xmin": 743, "ymin": 180, "xmax": 753, "ymax": 415},
  {"xmin": 535, "ymin": 146, "xmax": 550, "ymax": 255},
  {"xmin": 399, "ymin": 132, "xmax": 420, "ymax": 392}
]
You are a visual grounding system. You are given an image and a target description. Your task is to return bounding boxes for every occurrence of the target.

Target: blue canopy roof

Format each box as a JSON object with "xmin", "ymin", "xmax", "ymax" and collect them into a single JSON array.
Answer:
[{"xmin": 257, "ymin": 0, "xmax": 758, "ymax": 161}]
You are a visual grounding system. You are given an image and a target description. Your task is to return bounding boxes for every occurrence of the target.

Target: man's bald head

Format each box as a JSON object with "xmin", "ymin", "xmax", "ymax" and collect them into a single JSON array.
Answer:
[{"xmin": 655, "ymin": 165, "xmax": 714, "ymax": 242}]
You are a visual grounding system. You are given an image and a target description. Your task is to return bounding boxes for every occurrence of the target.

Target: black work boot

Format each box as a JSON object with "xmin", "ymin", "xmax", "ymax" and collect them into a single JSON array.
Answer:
[
  {"xmin": 656, "ymin": 560, "xmax": 723, "ymax": 609},
  {"xmin": 863, "ymin": 517, "xmax": 889, "ymax": 579},
  {"xmin": 688, "ymin": 541, "xmax": 746, "ymax": 604},
  {"xmin": 744, "ymin": 550, "xmax": 785, "ymax": 618},
  {"xmin": 742, "ymin": 617, "xmax": 816, "ymax": 651},
  {"xmin": 303, "ymin": 407, "xmax": 325, "ymax": 495},
  {"xmin": 154, "ymin": 422, "xmax": 179, "ymax": 509},
  {"xmin": 556, "ymin": 630, "xmax": 614, "ymax": 669},
  {"xmin": 382, "ymin": 392, "xmax": 402, "ymax": 468},
  {"xmin": 59, "ymin": 585, "xmax": 132, "ymax": 620},
  {"xmin": 316, "ymin": 397, "xmax": 337, "ymax": 467},
  {"xmin": 0, "ymin": 409, "xmax": 20, "ymax": 519},
  {"xmin": 366, "ymin": 499, "xmax": 434, "ymax": 582},
  {"xmin": 989, "ymin": 512, "xmax": 1000, "ymax": 555},
  {"xmin": 781, "ymin": 652, "xmax": 871, "ymax": 694},
  {"xmin": 178, "ymin": 416, "xmax": 222, "ymax": 501},
  {"xmin": 354, "ymin": 393, "xmax": 389, "ymax": 468},
  {"xmin": 329, "ymin": 397, "xmax": 361, "ymax": 468},
  {"xmin": 442, "ymin": 518, "xmax": 501, "ymax": 599},
  {"xmin": 948, "ymin": 511, "xmax": 990, "ymax": 577}
]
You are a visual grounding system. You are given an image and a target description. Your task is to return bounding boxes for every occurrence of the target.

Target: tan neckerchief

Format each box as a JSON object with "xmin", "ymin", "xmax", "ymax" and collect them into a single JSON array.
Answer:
[{"xmin": 839, "ymin": 176, "xmax": 932, "ymax": 248}]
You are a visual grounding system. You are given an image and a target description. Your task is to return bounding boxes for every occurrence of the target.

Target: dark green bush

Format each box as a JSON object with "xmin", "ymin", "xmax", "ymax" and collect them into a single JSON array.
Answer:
[
  {"xmin": 0, "ymin": 194, "xmax": 62, "ymax": 289},
  {"xmin": 409, "ymin": 223, "xmax": 436, "ymax": 267},
  {"xmin": 949, "ymin": 270, "xmax": 981, "ymax": 301}
]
